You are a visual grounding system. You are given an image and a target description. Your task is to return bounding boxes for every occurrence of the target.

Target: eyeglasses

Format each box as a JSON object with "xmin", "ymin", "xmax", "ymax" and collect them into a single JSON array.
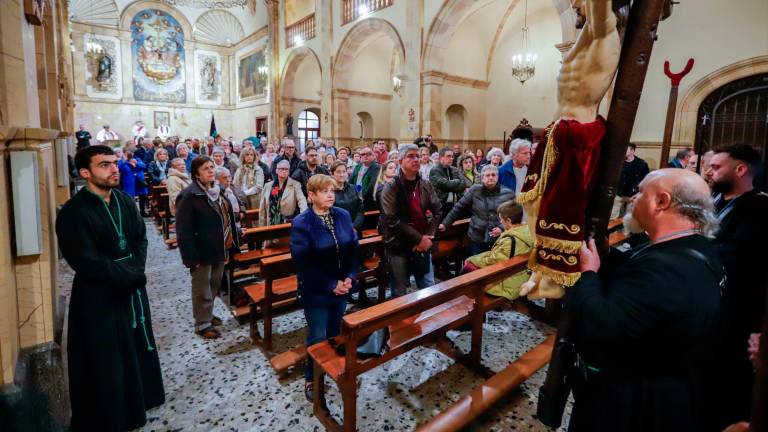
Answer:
[
  {"xmin": 360, "ymin": 152, "xmax": 373, "ymax": 156},
  {"xmin": 404, "ymin": 154, "xmax": 419, "ymax": 160}
]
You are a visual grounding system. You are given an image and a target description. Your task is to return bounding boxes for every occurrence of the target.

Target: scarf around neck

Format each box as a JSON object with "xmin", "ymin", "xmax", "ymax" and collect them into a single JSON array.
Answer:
[{"xmin": 196, "ymin": 180, "xmax": 221, "ymax": 202}]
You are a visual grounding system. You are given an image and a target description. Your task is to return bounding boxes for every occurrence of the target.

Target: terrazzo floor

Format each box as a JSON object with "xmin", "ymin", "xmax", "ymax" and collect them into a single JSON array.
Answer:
[{"xmin": 58, "ymin": 221, "xmax": 572, "ymax": 431}]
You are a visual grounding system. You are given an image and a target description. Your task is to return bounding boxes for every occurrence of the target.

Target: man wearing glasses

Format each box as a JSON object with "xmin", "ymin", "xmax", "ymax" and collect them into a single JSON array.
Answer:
[
  {"xmin": 380, "ymin": 144, "xmax": 442, "ymax": 297},
  {"xmin": 350, "ymin": 146, "xmax": 381, "ymax": 211},
  {"xmin": 270, "ymin": 138, "xmax": 301, "ymax": 178}
]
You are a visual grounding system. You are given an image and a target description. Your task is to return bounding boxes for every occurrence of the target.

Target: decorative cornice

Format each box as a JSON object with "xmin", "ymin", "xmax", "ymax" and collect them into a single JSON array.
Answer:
[
  {"xmin": 334, "ymin": 88, "xmax": 393, "ymax": 101},
  {"xmin": 421, "ymin": 70, "xmax": 490, "ymax": 89},
  {"xmin": 281, "ymin": 97, "xmax": 321, "ymax": 105}
]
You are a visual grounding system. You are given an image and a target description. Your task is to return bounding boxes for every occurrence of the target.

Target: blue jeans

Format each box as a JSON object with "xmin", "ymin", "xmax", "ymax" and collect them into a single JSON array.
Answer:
[
  {"xmin": 387, "ymin": 252, "xmax": 435, "ymax": 297},
  {"xmin": 304, "ymin": 300, "xmax": 347, "ymax": 381},
  {"xmin": 467, "ymin": 240, "xmax": 492, "ymax": 257}
]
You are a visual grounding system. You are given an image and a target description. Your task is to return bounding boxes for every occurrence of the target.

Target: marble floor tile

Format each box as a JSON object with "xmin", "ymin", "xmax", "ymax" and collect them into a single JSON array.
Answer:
[{"xmin": 59, "ymin": 222, "xmax": 572, "ymax": 431}]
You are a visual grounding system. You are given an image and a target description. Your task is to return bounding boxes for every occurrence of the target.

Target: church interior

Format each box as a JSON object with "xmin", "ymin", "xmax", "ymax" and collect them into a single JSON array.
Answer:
[{"xmin": 0, "ymin": 0, "xmax": 767, "ymax": 430}]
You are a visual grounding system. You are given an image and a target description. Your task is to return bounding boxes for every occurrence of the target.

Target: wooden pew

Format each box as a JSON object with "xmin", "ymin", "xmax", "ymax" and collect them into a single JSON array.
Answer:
[
  {"xmin": 241, "ymin": 208, "xmax": 259, "ymax": 227},
  {"xmin": 361, "ymin": 210, "xmax": 380, "ymax": 238},
  {"xmin": 432, "ymin": 218, "xmax": 471, "ymax": 279},
  {"xmin": 308, "ymin": 254, "xmax": 529, "ymax": 432},
  {"xmin": 308, "ymin": 220, "xmax": 629, "ymax": 431},
  {"xmin": 246, "ymin": 236, "xmax": 386, "ymax": 357}
]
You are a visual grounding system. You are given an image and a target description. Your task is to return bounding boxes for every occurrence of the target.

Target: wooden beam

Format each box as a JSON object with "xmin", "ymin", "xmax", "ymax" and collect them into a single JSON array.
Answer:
[{"xmin": 416, "ymin": 335, "xmax": 555, "ymax": 432}]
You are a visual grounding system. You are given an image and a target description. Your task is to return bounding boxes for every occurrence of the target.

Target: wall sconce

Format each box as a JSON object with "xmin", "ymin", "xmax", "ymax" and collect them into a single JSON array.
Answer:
[
  {"xmin": 293, "ymin": 35, "xmax": 304, "ymax": 47},
  {"xmin": 392, "ymin": 76, "xmax": 404, "ymax": 97},
  {"xmin": 258, "ymin": 65, "xmax": 268, "ymax": 77}
]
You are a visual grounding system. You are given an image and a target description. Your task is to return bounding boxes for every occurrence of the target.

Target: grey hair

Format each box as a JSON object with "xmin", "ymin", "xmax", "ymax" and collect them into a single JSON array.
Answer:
[
  {"xmin": 214, "ymin": 166, "xmax": 230, "ymax": 179},
  {"xmin": 398, "ymin": 143, "xmax": 419, "ymax": 160},
  {"xmin": 276, "ymin": 159, "xmax": 290, "ymax": 169},
  {"xmin": 480, "ymin": 164, "xmax": 498, "ymax": 175},
  {"xmin": 669, "ymin": 183, "xmax": 719, "ymax": 238},
  {"xmin": 486, "ymin": 147, "xmax": 504, "ymax": 161},
  {"xmin": 176, "ymin": 143, "xmax": 189, "ymax": 152},
  {"xmin": 153, "ymin": 147, "xmax": 168, "ymax": 160},
  {"xmin": 508, "ymin": 139, "xmax": 532, "ymax": 157},
  {"xmin": 170, "ymin": 157, "xmax": 184, "ymax": 167},
  {"xmin": 211, "ymin": 146, "xmax": 225, "ymax": 156}
]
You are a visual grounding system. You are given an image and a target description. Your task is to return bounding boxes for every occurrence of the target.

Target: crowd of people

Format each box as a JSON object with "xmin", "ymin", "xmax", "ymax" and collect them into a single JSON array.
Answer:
[{"xmin": 62, "ymin": 126, "xmax": 766, "ymax": 431}]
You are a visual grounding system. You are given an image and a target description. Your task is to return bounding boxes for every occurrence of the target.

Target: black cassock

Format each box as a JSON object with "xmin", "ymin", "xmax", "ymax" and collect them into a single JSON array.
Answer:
[
  {"xmin": 56, "ymin": 187, "xmax": 164, "ymax": 431},
  {"xmin": 564, "ymin": 235, "xmax": 723, "ymax": 432}
]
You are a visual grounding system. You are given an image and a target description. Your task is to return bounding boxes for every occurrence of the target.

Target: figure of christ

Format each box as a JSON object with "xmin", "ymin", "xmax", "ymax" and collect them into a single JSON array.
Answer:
[{"xmin": 516, "ymin": 0, "xmax": 620, "ymax": 299}]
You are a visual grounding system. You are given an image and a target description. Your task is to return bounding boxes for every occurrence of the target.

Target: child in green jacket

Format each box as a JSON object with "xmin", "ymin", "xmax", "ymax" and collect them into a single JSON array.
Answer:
[{"xmin": 465, "ymin": 200, "xmax": 532, "ymax": 301}]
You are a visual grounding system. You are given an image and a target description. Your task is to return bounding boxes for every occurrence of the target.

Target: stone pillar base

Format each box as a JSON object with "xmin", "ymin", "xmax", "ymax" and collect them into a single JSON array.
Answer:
[{"xmin": 0, "ymin": 342, "xmax": 69, "ymax": 432}]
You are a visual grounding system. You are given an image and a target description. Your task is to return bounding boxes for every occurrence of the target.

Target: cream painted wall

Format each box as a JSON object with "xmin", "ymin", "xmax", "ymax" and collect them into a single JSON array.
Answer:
[
  {"xmin": 442, "ymin": 83, "xmax": 488, "ymax": 140},
  {"xmin": 346, "ymin": 35, "xmax": 395, "ymax": 94},
  {"xmin": 332, "ymin": 0, "xmax": 405, "ymax": 55},
  {"xmin": 291, "ymin": 56, "xmax": 322, "ymax": 100},
  {"xmin": 74, "ymin": 102, "xmax": 236, "ymax": 142},
  {"xmin": 485, "ymin": 3, "xmax": 561, "ymax": 136},
  {"xmin": 442, "ymin": 2, "xmax": 501, "ymax": 80},
  {"xmin": 633, "ymin": 0, "xmax": 768, "ymax": 144},
  {"xmin": 348, "ymin": 97, "xmax": 394, "ymax": 139},
  {"xmin": 286, "ymin": 0, "xmax": 316, "ymax": 26}
]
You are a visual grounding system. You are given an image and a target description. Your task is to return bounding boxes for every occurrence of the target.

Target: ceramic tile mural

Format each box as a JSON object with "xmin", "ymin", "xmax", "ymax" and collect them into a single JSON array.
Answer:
[{"xmin": 131, "ymin": 9, "xmax": 186, "ymax": 103}]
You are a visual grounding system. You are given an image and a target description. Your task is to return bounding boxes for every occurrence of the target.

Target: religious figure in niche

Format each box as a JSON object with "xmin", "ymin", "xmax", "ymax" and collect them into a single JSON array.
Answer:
[
  {"xmin": 285, "ymin": 113, "xmax": 294, "ymax": 136},
  {"xmin": 96, "ymin": 52, "xmax": 113, "ymax": 84},
  {"xmin": 516, "ymin": 0, "xmax": 620, "ymax": 299},
  {"xmin": 199, "ymin": 57, "xmax": 218, "ymax": 97}
]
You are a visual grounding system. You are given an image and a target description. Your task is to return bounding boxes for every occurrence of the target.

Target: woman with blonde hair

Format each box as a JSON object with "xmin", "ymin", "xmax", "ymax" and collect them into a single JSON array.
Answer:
[
  {"xmin": 233, "ymin": 146, "xmax": 265, "ymax": 209},
  {"xmin": 373, "ymin": 160, "xmax": 398, "ymax": 203}
]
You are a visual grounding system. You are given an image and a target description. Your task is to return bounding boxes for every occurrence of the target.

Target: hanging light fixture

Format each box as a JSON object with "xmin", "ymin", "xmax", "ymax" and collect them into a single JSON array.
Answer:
[{"xmin": 511, "ymin": 0, "xmax": 537, "ymax": 84}]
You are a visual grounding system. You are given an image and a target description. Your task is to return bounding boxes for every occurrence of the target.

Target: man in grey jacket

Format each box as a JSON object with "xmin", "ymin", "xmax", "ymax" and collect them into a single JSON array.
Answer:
[{"xmin": 429, "ymin": 147, "xmax": 467, "ymax": 216}]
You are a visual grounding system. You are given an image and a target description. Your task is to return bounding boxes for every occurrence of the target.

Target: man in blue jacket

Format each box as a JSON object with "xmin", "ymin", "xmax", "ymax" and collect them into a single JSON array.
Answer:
[{"xmin": 498, "ymin": 138, "xmax": 531, "ymax": 195}]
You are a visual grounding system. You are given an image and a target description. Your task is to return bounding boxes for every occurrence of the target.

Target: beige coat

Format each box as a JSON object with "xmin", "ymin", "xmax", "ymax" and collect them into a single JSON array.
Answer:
[
  {"xmin": 166, "ymin": 168, "xmax": 191, "ymax": 216},
  {"xmin": 258, "ymin": 177, "xmax": 308, "ymax": 226},
  {"xmin": 232, "ymin": 163, "xmax": 264, "ymax": 208}
]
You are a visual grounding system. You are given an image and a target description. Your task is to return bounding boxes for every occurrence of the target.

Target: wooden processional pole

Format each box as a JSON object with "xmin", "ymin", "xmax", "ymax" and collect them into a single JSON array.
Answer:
[
  {"xmin": 583, "ymin": 0, "xmax": 667, "ymax": 250},
  {"xmin": 658, "ymin": 58, "xmax": 694, "ymax": 169}
]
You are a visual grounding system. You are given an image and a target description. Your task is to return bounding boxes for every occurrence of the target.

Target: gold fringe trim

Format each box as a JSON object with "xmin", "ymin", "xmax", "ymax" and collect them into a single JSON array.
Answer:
[
  {"xmin": 529, "ymin": 262, "xmax": 582, "ymax": 287},
  {"xmin": 535, "ymin": 234, "xmax": 583, "ymax": 254},
  {"xmin": 515, "ymin": 120, "xmax": 560, "ymax": 205}
]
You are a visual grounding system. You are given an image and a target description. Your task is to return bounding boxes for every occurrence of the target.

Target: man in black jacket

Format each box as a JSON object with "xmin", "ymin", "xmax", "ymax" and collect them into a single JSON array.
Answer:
[
  {"xmin": 429, "ymin": 147, "xmax": 466, "ymax": 216},
  {"xmin": 380, "ymin": 144, "xmax": 443, "ymax": 297},
  {"xmin": 616, "ymin": 143, "xmax": 649, "ymax": 217},
  {"xmin": 270, "ymin": 139, "xmax": 301, "ymax": 178},
  {"xmin": 565, "ymin": 168, "xmax": 724, "ymax": 432},
  {"xmin": 704, "ymin": 143, "xmax": 768, "ymax": 430},
  {"xmin": 291, "ymin": 146, "xmax": 330, "ymax": 196}
]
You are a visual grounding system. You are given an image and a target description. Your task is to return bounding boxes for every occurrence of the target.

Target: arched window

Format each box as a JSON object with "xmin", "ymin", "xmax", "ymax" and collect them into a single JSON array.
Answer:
[{"xmin": 297, "ymin": 109, "xmax": 320, "ymax": 150}]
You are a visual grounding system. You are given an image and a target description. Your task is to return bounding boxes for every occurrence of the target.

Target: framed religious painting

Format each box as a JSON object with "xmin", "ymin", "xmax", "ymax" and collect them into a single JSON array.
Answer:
[
  {"xmin": 154, "ymin": 111, "xmax": 170, "ymax": 129},
  {"xmin": 237, "ymin": 44, "xmax": 268, "ymax": 102}
]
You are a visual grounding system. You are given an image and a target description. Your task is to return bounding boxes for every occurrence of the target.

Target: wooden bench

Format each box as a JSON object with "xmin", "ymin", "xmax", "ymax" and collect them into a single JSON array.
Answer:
[
  {"xmin": 246, "ymin": 235, "xmax": 386, "ymax": 356},
  {"xmin": 361, "ymin": 210, "xmax": 380, "ymax": 238},
  {"xmin": 432, "ymin": 218, "xmax": 471, "ymax": 279},
  {"xmin": 241, "ymin": 208, "xmax": 259, "ymax": 227},
  {"xmin": 308, "ymin": 220, "xmax": 629, "ymax": 431},
  {"xmin": 308, "ymin": 253, "xmax": 530, "ymax": 432}
]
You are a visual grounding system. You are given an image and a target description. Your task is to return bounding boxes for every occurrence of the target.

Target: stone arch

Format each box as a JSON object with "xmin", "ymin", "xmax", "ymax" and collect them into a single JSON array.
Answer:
[
  {"xmin": 444, "ymin": 104, "xmax": 468, "ymax": 141},
  {"xmin": 675, "ymin": 56, "xmax": 768, "ymax": 146},
  {"xmin": 332, "ymin": 18, "xmax": 406, "ymax": 90},
  {"xmin": 119, "ymin": 1, "xmax": 193, "ymax": 38},
  {"xmin": 280, "ymin": 46, "xmax": 322, "ymax": 100},
  {"xmin": 422, "ymin": 0, "xmax": 575, "ymax": 74}
]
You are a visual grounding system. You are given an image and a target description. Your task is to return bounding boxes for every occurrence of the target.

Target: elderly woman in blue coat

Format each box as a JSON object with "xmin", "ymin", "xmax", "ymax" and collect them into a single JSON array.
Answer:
[
  {"xmin": 290, "ymin": 174, "xmax": 359, "ymax": 402},
  {"xmin": 119, "ymin": 148, "xmax": 149, "ymax": 216}
]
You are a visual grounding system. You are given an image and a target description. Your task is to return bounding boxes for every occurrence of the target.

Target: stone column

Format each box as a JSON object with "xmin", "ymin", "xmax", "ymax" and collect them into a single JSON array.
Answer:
[
  {"xmin": 421, "ymin": 71, "xmax": 444, "ymax": 138},
  {"xmin": 318, "ymin": 0, "xmax": 333, "ymax": 138},
  {"xmin": 266, "ymin": 1, "xmax": 280, "ymax": 138},
  {"xmin": 0, "ymin": 127, "xmax": 20, "ymax": 386},
  {"xmin": 399, "ymin": 0, "xmax": 423, "ymax": 143},
  {"xmin": 333, "ymin": 93, "xmax": 351, "ymax": 146}
]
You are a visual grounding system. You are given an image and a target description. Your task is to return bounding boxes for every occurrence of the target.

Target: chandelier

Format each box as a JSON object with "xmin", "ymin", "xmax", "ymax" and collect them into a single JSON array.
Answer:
[
  {"xmin": 511, "ymin": 0, "xmax": 537, "ymax": 84},
  {"xmin": 161, "ymin": 0, "xmax": 249, "ymax": 8}
]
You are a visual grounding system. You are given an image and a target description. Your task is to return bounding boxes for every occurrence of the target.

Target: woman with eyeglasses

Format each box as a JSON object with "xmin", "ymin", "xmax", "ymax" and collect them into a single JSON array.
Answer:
[{"xmin": 258, "ymin": 159, "xmax": 308, "ymax": 227}]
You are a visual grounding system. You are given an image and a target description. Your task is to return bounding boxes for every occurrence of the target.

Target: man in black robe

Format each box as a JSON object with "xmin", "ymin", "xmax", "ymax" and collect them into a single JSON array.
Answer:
[
  {"xmin": 56, "ymin": 145, "xmax": 164, "ymax": 431},
  {"xmin": 705, "ymin": 143, "xmax": 768, "ymax": 430},
  {"xmin": 564, "ymin": 169, "xmax": 724, "ymax": 432}
]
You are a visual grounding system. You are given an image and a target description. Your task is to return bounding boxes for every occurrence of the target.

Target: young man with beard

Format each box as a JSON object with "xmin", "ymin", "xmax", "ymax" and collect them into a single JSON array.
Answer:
[
  {"xmin": 56, "ymin": 145, "xmax": 165, "ymax": 431},
  {"xmin": 566, "ymin": 169, "xmax": 724, "ymax": 432},
  {"xmin": 703, "ymin": 143, "xmax": 768, "ymax": 430}
]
